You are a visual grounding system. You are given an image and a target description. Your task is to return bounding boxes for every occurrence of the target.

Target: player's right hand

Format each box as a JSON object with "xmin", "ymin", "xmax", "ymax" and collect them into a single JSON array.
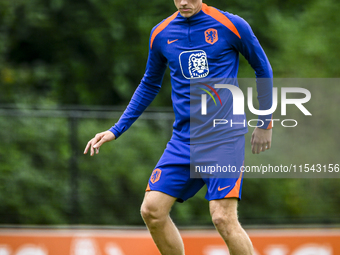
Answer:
[
  {"xmin": 250, "ymin": 127, "xmax": 272, "ymax": 154},
  {"xmin": 84, "ymin": 130, "xmax": 116, "ymax": 156}
]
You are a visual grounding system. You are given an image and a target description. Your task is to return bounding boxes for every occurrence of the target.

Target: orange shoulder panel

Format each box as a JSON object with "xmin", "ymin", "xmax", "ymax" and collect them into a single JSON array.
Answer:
[
  {"xmin": 150, "ymin": 11, "xmax": 179, "ymax": 49},
  {"xmin": 202, "ymin": 4, "xmax": 241, "ymax": 39}
]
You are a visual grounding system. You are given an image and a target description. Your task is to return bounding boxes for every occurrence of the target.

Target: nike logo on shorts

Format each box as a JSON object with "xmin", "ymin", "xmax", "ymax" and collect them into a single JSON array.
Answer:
[{"xmin": 218, "ymin": 185, "xmax": 230, "ymax": 191}]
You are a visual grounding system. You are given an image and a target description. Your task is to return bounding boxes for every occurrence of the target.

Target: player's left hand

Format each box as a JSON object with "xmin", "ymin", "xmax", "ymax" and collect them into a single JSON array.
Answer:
[
  {"xmin": 84, "ymin": 130, "xmax": 116, "ymax": 156},
  {"xmin": 251, "ymin": 127, "xmax": 272, "ymax": 154}
]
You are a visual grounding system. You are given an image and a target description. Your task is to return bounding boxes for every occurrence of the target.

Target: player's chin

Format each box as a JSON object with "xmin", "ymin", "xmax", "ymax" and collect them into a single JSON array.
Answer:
[{"xmin": 180, "ymin": 11, "xmax": 193, "ymax": 18}]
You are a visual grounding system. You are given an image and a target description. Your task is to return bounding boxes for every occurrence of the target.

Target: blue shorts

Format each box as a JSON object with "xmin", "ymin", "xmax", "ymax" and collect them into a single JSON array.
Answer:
[{"xmin": 146, "ymin": 135, "xmax": 245, "ymax": 202}]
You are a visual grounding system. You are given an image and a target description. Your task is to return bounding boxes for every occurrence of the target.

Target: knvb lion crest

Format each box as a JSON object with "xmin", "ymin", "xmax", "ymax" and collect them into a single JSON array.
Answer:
[
  {"xmin": 205, "ymin": 28, "xmax": 218, "ymax": 45},
  {"xmin": 179, "ymin": 50, "xmax": 210, "ymax": 79},
  {"xmin": 150, "ymin": 168, "xmax": 161, "ymax": 184},
  {"xmin": 188, "ymin": 52, "xmax": 209, "ymax": 78}
]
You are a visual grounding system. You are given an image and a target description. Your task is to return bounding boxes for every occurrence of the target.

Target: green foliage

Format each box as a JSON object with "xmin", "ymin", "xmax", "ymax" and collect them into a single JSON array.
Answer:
[
  {"xmin": 268, "ymin": 0, "xmax": 340, "ymax": 77},
  {"xmin": 0, "ymin": 115, "xmax": 69, "ymax": 224},
  {"xmin": 0, "ymin": 0, "xmax": 175, "ymax": 106}
]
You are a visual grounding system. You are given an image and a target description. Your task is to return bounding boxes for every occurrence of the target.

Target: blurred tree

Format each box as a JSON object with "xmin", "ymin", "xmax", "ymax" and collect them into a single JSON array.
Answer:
[
  {"xmin": 0, "ymin": 0, "xmax": 176, "ymax": 106},
  {"xmin": 268, "ymin": 0, "xmax": 340, "ymax": 77}
]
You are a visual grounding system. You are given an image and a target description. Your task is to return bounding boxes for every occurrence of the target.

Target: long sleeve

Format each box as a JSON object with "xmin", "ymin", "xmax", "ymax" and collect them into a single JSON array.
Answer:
[
  {"xmin": 230, "ymin": 14, "xmax": 273, "ymax": 129},
  {"xmin": 109, "ymin": 28, "xmax": 168, "ymax": 138}
]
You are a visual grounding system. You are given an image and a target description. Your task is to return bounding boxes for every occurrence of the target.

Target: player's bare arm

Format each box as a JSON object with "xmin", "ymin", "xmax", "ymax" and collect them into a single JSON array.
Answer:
[
  {"xmin": 251, "ymin": 127, "xmax": 272, "ymax": 154},
  {"xmin": 84, "ymin": 131, "xmax": 116, "ymax": 156}
]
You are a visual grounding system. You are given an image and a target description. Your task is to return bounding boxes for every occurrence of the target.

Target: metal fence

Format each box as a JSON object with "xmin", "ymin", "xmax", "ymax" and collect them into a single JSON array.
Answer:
[
  {"xmin": 1, "ymin": 105, "xmax": 340, "ymax": 226},
  {"xmin": 0, "ymin": 105, "xmax": 175, "ymax": 225}
]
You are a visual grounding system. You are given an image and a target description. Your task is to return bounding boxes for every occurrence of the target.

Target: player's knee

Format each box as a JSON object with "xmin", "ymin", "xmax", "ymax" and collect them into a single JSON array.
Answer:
[
  {"xmin": 211, "ymin": 213, "xmax": 227, "ymax": 229},
  {"xmin": 211, "ymin": 211, "xmax": 239, "ymax": 234},
  {"xmin": 140, "ymin": 203, "xmax": 152, "ymax": 222},
  {"xmin": 140, "ymin": 201, "xmax": 166, "ymax": 225}
]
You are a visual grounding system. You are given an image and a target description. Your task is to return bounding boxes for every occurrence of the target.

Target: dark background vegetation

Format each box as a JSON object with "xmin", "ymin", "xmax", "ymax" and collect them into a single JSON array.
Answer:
[{"xmin": 0, "ymin": 0, "xmax": 339, "ymax": 226}]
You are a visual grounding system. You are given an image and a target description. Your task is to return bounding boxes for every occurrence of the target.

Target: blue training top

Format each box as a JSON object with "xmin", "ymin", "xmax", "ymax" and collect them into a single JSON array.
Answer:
[{"xmin": 109, "ymin": 3, "xmax": 273, "ymax": 143}]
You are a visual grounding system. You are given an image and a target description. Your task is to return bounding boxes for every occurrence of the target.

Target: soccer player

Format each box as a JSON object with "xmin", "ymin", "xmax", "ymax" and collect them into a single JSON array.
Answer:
[{"xmin": 84, "ymin": 0, "xmax": 273, "ymax": 254}]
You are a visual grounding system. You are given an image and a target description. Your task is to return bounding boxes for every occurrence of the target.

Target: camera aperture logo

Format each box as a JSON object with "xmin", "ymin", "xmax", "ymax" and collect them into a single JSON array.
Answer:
[
  {"xmin": 199, "ymin": 83, "xmax": 312, "ymax": 128},
  {"xmin": 199, "ymin": 83, "xmax": 223, "ymax": 114}
]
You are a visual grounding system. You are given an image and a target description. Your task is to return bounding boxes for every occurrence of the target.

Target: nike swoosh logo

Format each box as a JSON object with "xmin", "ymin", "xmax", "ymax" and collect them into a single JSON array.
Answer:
[
  {"xmin": 218, "ymin": 185, "xmax": 231, "ymax": 191},
  {"xmin": 167, "ymin": 39, "xmax": 178, "ymax": 44}
]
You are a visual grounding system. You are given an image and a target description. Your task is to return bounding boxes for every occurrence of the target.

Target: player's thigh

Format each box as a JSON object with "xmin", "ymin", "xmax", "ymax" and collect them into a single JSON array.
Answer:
[
  {"xmin": 147, "ymin": 139, "xmax": 204, "ymax": 202},
  {"xmin": 198, "ymin": 135, "xmax": 245, "ymax": 201},
  {"xmin": 141, "ymin": 191, "xmax": 177, "ymax": 218}
]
